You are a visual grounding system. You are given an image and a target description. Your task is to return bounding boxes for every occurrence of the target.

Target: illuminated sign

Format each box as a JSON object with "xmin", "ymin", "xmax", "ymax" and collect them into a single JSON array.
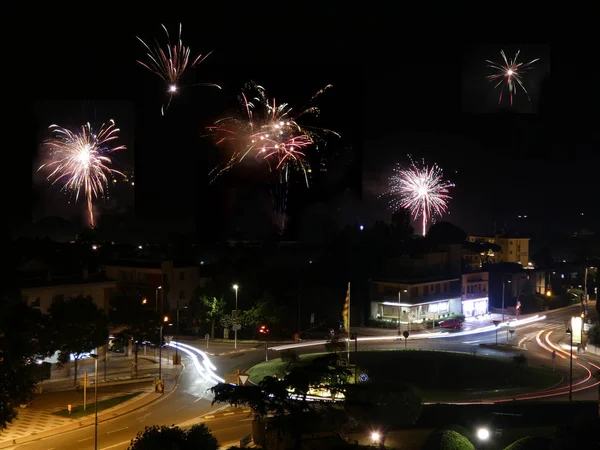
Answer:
[{"xmin": 571, "ymin": 316, "xmax": 582, "ymax": 345}]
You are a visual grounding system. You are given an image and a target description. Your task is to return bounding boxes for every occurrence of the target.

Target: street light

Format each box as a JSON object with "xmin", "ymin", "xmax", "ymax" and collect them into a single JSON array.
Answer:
[
  {"xmin": 158, "ymin": 315, "xmax": 168, "ymax": 387},
  {"xmin": 174, "ymin": 296, "xmax": 181, "ymax": 366},
  {"xmin": 233, "ymin": 284, "xmax": 239, "ymax": 350},
  {"xmin": 566, "ymin": 325, "xmax": 573, "ymax": 402},
  {"xmin": 89, "ymin": 354, "xmax": 99, "ymax": 450},
  {"xmin": 477, "ymin": 427, "xmax": 490, "ymax": 440},
  {"xmin": 501, "ymin": 278, "xmax": 511, "ymax": 323},
  {"xmin": 155, "ymin": 286, "xmax": 162, "ymax": 312},
  {"xmin": 397, "ymin": 289, "xmax": 407, "ymax": 335}
]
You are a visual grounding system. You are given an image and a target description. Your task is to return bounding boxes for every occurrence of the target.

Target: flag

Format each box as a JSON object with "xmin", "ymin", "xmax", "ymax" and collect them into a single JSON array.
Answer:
[{"xmin": 342, "ymin": 282, "xmax": 350, "ymax": 332}]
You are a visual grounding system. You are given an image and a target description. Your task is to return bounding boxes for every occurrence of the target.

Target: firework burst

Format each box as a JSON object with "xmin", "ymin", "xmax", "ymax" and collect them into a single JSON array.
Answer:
[
  {"xmin": 486, "ymin": 49, "xmax": 539, "ymax": 105},
  {"xmin": 207, "ymin": 81, "xmax": 339, "ymax": 184},
  {"xmin": 385, "ymin": 159, "xmax": 455, "ymax": 236},
  {"xmin": 136, "ymin": 23, "xmax": 219, "ymax": 115},
  {"xmin": 38, "ymin": 120, "xmax": 126, "ymax": 227}
]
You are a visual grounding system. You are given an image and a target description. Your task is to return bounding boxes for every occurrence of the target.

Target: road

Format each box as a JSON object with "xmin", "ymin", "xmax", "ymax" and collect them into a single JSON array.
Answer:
[{"xmin": 13, "ymin": 303, "xmax": 598, "ymax": 449}]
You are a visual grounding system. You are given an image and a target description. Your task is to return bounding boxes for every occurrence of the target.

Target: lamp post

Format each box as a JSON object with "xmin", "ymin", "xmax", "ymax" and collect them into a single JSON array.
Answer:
[
  {"xmin": 155, "ymin": 286, "xmax": 162, "ymax": 312},
  {"xmin": 397, "ymin": 289, "xmax": 407, "ymax": 335},
  {"xmin": 90, "ymin": 354, "xmax": 99, "ymax": 450},
  {"xmin": 232, "ymin": 284, "xmax": 239, "ymax": 350},
  {"xmin": 159, "ymin": 315, "xmax": 168, "ymax": 386},
  {"xmin": 175, "ymin": 296, "xmax": 180, "ymax": 365},
  {"xmin": 566, "ymin": 325, "xmax": 573, "ymax": 402}
]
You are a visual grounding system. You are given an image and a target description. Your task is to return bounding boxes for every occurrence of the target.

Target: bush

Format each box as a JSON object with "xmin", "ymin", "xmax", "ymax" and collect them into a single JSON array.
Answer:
[
  {"xmin": 587, "ymin": 323, "xmax": 600, "ymax": 345},
  {"xmin": 503, "ymin": 436, "xmax": 553, "ymax": 450},
  {"xmin": 422, "ymin": 429, "xmax": 474, "ymax": 450}
]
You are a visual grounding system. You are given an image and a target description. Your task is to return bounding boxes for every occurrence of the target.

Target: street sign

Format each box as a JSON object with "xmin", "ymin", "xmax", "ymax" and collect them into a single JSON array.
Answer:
[
  {"xmin": 238, "ymin": 374, "xmax": 250, "ymax": 386},
  {"xmin": 402, "ymin": 331, "xmax": 409, "ymax": 339},
  {"xmin": 492, "ymin": 320, "xmax": 501, "ymax": 327},
  {"xmin": 233, "ymin": 324, "xmax": 242, "ymax": 331},
  {"xmin": 359, "ymin": 373, "xmax": 369, "ymax": 383},
  {"xmin": 224, "ymin": 373, "xmax": 238, "ymax": 384},
  {"xmin": 552, "ymin": 350, "xmax": 556, "ymax": 359},
  {"xmin": 232, "ymin": 309, "xmax": 240, "ymax": 318},
  {"xmin": 509, "ymin": 329, "xmax": 515, "ymax": 335}
]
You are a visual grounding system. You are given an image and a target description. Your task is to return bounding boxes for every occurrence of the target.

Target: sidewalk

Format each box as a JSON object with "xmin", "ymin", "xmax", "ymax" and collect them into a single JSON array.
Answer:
[{"xmin": 0, "ymin": 360, "xmax": 181, "ymax": 448}]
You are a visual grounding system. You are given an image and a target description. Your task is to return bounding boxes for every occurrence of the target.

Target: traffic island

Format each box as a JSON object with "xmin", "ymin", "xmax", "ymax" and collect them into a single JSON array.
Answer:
[{"xmin": 247, "ymin": 350, "xmax": 563, "ymax": 402}]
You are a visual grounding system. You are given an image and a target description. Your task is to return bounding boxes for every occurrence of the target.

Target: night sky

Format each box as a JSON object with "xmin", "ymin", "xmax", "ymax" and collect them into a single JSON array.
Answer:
[{"xmin": 12, "ymin": 14, "xmax": 599, "ymax": 240}]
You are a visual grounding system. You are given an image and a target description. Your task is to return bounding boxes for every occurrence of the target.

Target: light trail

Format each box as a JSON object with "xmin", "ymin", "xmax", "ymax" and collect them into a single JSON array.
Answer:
[
  {"xmin": 270, "ymin": 315, "xmax": 547, "ymax": 351},
  {"xmin": 168, "ymin": 341, "xmax": 224, "ymax": 383},
  {"xmin": 544, "ymin": 330, "xmax": 577, "ymax": 360}
]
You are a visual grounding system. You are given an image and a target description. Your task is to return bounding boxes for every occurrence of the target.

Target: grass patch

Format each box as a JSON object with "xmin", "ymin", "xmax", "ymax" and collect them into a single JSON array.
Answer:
[
  {"xmin": 52, "ymin": 392, "xmax": 142, "ymax": 419},
  {"xmin": 253, "ymin": 350, "xmax": 562, "ymax": 402},
  {"xmin": 248, "ymin": 353, "xmax": 327, "ymax": 383},
  {"xmin": 352, "ymin": 350, "xmax": 561, "ymax": 398}
]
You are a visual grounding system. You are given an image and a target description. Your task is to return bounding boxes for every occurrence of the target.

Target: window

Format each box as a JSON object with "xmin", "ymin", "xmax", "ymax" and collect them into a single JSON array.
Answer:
[{"xmin": 180, "ymin": 271, "xmax": 185, "ymax": 281}]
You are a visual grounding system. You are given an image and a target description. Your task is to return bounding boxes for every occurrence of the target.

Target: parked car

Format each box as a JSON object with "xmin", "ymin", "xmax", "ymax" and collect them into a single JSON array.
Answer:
[
  {"xmin": 298, "ymin": 326, "xmax": 335, "ymax": 340},
  {"xmin": 438, "ymin": 318, "xmax": 463, "ymax": 329}
]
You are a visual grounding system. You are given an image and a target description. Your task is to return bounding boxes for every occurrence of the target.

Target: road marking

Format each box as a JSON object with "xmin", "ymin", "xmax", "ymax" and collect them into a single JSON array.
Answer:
[
  {"xmin": 223, "ymin": 412, "xmax": 235, "ymax": 416},
  {"xmin": 462, "ymin": 340, "xmax": 481, "ymax": 344},
  {"xmin": 239, "ymin": 417, "xmax": 254, "ymax": 422},
  {"xmin": 78, "ymin": 437, "xmax": 93, "ymax": 442},
  {"xmin": 100, "ymin": 440, "xmax": 132, "ymax": 450},
  {"xmin": 106, "ymin": 426, "xmax": 128, "ymax": 434},
  {"xmin": 177, "ymin": 406, "xmax": 188, "ymax": 411}
]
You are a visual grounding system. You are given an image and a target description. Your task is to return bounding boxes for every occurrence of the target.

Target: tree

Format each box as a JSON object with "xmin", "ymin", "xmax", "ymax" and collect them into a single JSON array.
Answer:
[
  {"xmin": 188, "ymin": 287, "xmax": 226, "ymax": 338},
  {"xmin": 588, "ymin": 324, "xmax": 600, "ymax": 345},
  {"xmin": 220, "ymin": 293, "xmax": 280, "ymax": 337},
  {"xmin": 109, "ymin": 295, "xmax": 161, "ymax": 378},
  {"xmin": 210, "ymin": 354, "xmax": 350, "ymax": 447},
  {"xmin": 127, "ymin": 423, "xmax": 218, "ymax": 450},
  {"xmin": 0, "ymin": 297, "xmax": 55, "ymax": 429},
  {"xmin": 48, "ymin": 295, "xmax": 108, "ymax": 386}
]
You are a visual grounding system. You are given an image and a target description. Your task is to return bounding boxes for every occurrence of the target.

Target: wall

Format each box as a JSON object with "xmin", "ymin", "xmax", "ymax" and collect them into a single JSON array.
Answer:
[{"xmin": 21, "ymin": 281, "xmax": 117, "ymax": 313}]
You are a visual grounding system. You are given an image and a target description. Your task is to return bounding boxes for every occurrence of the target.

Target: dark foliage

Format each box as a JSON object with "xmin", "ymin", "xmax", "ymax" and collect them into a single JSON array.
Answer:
[
  {"xmin": 0, "ymin": 297, "xmax": 55, "ymax": 429},
  {"xmin": 127, "ymin": 424, "xmax": 218, "ymax": 450}
]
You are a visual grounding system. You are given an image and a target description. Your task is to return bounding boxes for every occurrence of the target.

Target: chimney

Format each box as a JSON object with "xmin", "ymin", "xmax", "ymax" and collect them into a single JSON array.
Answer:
[{"xmin": 83, "ymin": 266, "xmax": 89, "ymax": 280}]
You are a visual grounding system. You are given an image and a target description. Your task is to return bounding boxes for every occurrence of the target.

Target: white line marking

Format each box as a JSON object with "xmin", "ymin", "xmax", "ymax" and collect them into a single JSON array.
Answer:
[
  {"xmin": 100, "ymin": 440, "xmax": 131, "ymax": 450},
  {"xmin": 176, "ymin": 406, "xmax": 188, "ymax": 411},
  {"xmin": 106, "ymin": 426, "xmax": 128, "ymax": 434},
  {"xmin": 463, "ymin": 340, "xmax": 481, "ymax": 344},
  {"xmin": 78, "ymin": 437, "xmax": 93, "ymax": 442},
  {"xmin": 223, "ymin": 412, "xmax": 234, "ymax": 416}
]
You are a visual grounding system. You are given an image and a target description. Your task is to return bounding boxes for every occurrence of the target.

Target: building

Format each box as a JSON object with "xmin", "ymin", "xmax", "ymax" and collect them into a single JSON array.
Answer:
[
  {"xmin": 104, "ymin": 259, "xmax": 207, "ymax": 311},
  {"xmin": 369, "ymin": 277, "xmax": 462, "ymax": 323},
  {"xmin": 467, "ymin": 235, "xmax": 531, "ymax": 267},
  {"xmin": 20, "ymin": 272, "xmax": 118, "ymax": 313},
  {"xmin": 461, "ymin": 272, "xmax": 489, "ymax": 317}
]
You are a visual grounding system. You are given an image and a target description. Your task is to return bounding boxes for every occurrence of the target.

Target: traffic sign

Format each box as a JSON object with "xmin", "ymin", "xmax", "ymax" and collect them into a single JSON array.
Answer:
[
  {"xmin": 552, "ymin": 350, "xmax": 556, "ymax": 359},
  {"xmin": 402, "ymin": 331, "xmax": 409, "ymax": 339},
  {"xmin": 233, "ymin": 324, "xmax": 242, "ymax": 331},
  {"xmin": 359, "ymin": 373, "xmax": 369, "ymax": 383},
  {"xmin": 238, "ymin": 374, "xmax": 250, "ymax": 386}
]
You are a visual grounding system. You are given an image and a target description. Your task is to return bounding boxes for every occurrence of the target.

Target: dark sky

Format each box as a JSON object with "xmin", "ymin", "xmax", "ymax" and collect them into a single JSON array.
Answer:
[{"xmin": 11, "ymin": 13, "xmax": 600, "ymax": 238}]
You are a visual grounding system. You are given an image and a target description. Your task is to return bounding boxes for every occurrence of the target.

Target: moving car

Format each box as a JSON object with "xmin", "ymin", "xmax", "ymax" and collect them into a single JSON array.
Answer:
[{"xmin": 438, "ymin": 318, "xmax": 463, "ymax": 329}]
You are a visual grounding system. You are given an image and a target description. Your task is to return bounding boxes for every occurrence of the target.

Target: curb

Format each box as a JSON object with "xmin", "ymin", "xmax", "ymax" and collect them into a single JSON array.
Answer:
[
  {"xmin": 202, "ymin": 408, "xmax": 251, "ymax": 420},
  {"xmin": 0, "ymin": 366, "xmax": 184, "ymax": 449}
]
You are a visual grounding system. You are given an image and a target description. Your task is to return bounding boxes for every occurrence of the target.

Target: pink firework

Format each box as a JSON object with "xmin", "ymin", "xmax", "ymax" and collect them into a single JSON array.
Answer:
[
  {"xmin": 207, "ymin": 81, "xmax": 339, "ymax": 185},
  {"xmin": 136, "ymin": 23, "xmax": 219, "ymax": 115},
  {"xmin": 386, "ymin": 160, "xmax": 455, "ymax": 236},
  {"xmin": 486, "ymin": 49, "xmax": 539, "ymax": 105}
]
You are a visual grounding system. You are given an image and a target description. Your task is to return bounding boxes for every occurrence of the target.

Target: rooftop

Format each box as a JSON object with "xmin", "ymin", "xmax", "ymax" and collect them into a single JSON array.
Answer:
[
  {"xmin": 372, "ymin": 277, "xmax": 461, "ymax": 286},
  {"xmin": 20, "ymin": 272, "xmax": 115, "ymax": 289}
]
